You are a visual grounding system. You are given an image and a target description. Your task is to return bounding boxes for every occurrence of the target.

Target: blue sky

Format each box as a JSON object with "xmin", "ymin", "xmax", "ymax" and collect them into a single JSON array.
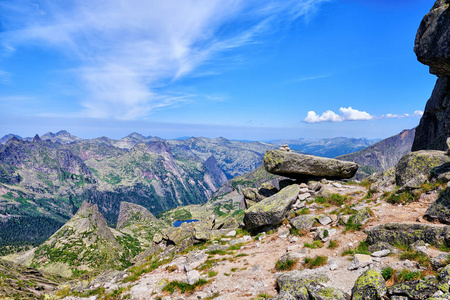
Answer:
[{"xmin": 0, "ymin": 0, "xmax": 437, "ymax": 140}]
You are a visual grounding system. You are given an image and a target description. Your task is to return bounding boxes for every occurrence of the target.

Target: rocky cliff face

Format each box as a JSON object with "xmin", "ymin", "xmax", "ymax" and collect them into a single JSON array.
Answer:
[{"xmin": 412, "ymin": 0, "xmax": 450, "ymax": 151}]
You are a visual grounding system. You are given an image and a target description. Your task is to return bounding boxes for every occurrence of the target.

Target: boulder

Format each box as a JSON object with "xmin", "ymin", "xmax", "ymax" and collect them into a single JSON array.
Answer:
[
  {"xmin": 348, "ymin": 254, "xmax": 373, "ymax": 270},
  {"xmin": 275, "ymin": 270, "xmax": 329, "ymax": 300},
  {"xmin": 352, "ymin": 209, "xmax": 372, "ymax": 225},
  {"xmin": 290, "ymin": 215, "xmax": 316, "ymax": 231},
  {"xmin": 387, "ymin": 280, "xmax": 438, "ymax": 300},
  {"xmin": 368, "ymin": 167, "xmax": 396, "ymax": 193},
  {"xmin": 365, "ymin": 223, "xmax": 450, "ymax": 248},
  {"xmin": 395, "ymin": 150, "xmax": 450, "ymax": 188},
  {"xmin": 307, "ymin": 285, "xmax": 348, "ymax": 300},
  {"xmin": 242, "ymin": 187, "xmax": 264, "ymax": 208},
  {"xmin": 431, "ymin": 253, "xmax": 450, "ymax": 270},
  {"xmin": 368, "ymin": 241, "xmax": 396, "ymax": 253},
  {"xmin": 425, "ymin": 187, "xmax": 450, "ymax": 223},
  {"xmin": 351, "ymin": 269, "xmax": 386, "ymax": 300},
  {"xmin": 243, "ymin": 184, "xmax": 299, "ymax": 230},
  {"xmin": 263, "ymin": 150, "xmax": 358, "ymax": 180}
]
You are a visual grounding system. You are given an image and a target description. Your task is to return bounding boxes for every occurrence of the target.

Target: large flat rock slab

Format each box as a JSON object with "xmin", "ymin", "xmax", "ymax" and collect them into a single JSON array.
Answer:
[
  {"xmin": 263, "ymin": 150, "xmax": 358, "ymax": 180},
  {"xmin": 243, "ymin": 184, "xmax": 299, "ymax": 230}
]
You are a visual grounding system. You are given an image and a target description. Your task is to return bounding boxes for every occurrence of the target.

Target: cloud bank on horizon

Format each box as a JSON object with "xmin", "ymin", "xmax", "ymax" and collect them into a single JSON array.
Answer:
[
  {"xmin": 304, "ymin": 107, "xmax": 424, "ymax": 123},
  {"xmin": 0, "ymin": 0, "xmax": 329, "ymax": 120}
]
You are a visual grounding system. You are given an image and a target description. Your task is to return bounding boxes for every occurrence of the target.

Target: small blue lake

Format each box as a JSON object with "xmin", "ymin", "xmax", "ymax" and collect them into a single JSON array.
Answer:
[{"xmin": 173, "ymin": 219, "xmax": 199, "ymax": 227}]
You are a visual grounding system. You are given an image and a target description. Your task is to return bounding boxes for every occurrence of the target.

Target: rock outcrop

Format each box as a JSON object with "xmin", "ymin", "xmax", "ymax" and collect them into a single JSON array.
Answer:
[
  {"xmin": 243, "ymin": 184, "xmax": 300, "ymax": 230},
  {"xmin": 412, "ymin": 0, "xmax": 450, "ymax": 151},
  {"xmin": 365, "ymin": 223, "xmax": 450, "ymax": 248},
  {"xmin": 263, "ymin": 150, "xmax": 358, "ymax": 180},
  {"xmin": 395, "ymin": 150, "xmax": 450, "ymax": 188},
  {"xmin": 425, "ymin": 188, "xmax": 450, "ymax": 223}
]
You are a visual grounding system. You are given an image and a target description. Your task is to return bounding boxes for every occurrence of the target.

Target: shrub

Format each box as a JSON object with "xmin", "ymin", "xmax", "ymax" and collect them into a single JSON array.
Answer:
[
  {"xmin": 397, "ymin": 269, "xmax": 421, "ymax": 282},
  {"xmin": 304, "ymin": 240, "xmax": 324, "ymax": 249},
  {"xmin": 275, "ymin": 258, "xmax": 298, "ymax": 271},
  {"xmin": 327, "ymin": 240, "xmax": 339, "ymax": 249},
  {"xmin": 162, "ymin": 279, "xmax": 208, "ymax": 294},
  {"xmin": 303, "ymin": 256, "xmax": 327, "ymax": 269},
  {"xmin": 381, "ymin": 267, "xmax": 393, "ymax": 280},
  {"xmin": 400, "ymin": 250, "xmax": 430, "ymax": 268}
]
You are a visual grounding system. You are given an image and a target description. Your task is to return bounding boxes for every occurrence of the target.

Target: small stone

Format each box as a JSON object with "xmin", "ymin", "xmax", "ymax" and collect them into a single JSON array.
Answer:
[
  {"xmin": 298, "ymin": 193, "xmax": 311, "ymax": 201},
  {"xmin": 332, "ymin": 182, "xmax": 343, "ymax": 188},
  {"xmin": 186, "ymin": 270, "xmax": 200, "ymax": 285},
  {"xmin": 371, "ymin": 250, "xmax": 391, "ymax": 258},
  {"xmin": 317, "ymin": 215, "xmax": 332, "ymax": 226},
  {"xmin": 226, "ymin": 230, "xmax": 236, "ymax": 237}
]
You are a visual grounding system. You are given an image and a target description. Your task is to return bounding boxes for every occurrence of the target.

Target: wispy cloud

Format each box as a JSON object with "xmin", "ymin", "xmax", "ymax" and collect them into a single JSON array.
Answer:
[
  {"xmin": 304, "ymin": 107, "xmax": 424, "ymax": 123},
  {"xmin": 287, "ymin": 74, "xmax": 331, "ymax": 84},
  {"xmin": 1, "ymin": 0, "xmax": 330, "ymax": 120},
  {"xmin": 0, "ymin": 71, "xmax": 12, "ymax": 85}
]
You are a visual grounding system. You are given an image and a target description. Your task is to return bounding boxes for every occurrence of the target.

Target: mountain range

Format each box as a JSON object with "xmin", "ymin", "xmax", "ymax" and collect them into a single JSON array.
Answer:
[{"xmin": 0, "ymin": 129, "xmax": 412, "ymax": 255}]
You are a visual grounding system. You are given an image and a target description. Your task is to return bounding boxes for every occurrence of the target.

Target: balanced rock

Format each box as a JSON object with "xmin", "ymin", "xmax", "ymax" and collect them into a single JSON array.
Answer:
[
  {"xmin": 243, "ymin": 184, "xmax": 299, "ymax": 230},
  {"xmin": 263, "ymin": 150, "xmax": 358, "ymax": 180}
]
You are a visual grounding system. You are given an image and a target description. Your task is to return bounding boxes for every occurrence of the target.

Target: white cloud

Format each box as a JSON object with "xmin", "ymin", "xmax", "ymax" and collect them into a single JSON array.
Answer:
[
  {"xmin": 304, "ymin": 107, "xmax": 373, "ymax": 123},
  {"xmin": 339, "ymin": 107, "xmax": 373, "ymax": 121},
  {"xmin": 414, "ymin": 110, "xmax": 424, "ymax": 117},
  {"xmin": 305, "ymin": 107, "xmax": 425, "ymax": 123},
  {"xmin": 1, "ymin": 0, "xmax": 330, "ymax": 120}
]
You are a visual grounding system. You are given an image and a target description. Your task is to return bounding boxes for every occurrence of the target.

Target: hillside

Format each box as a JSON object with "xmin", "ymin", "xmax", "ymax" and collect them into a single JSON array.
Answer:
[{"xmin": 336, "ymin": 128, "xmax": 415, "ymax": 177}]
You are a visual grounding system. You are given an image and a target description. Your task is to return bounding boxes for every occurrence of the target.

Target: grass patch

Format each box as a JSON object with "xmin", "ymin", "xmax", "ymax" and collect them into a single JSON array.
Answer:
[
  {"xmin": 382, "ymin": 267, "xmax": 393, "ymax": 281},
  {"xmin": 290, "ymin": 228, "xmax": 307, "ymax": 237},
  {"xmin": 198, "ymin": 259, "xmax": 220, "ymax": 271},
  {"xmin": 304, "ymin": 240, "xmax": 324, "ymax": 249},
  {"xmin": 400, "ymin": 250, "xmax": 431, "ymax": 268},
  {"xmin": 123, "ymin": 258, "xmax": 171, "ymax": 283},
  {"xmin": 303, "ymin": 256, "xmax": 327, "ymax": 269},
  {"xmin": 344, "ymin": 215, "xmax": 362, "ymax": 232},
  {"xmin": 207, "ymin": 270, "xmax": 218, "ymax": 277},
  {"xmin": 396, "ymin": 269, "xmax": 421, "ymax": 282},
  {"xmin": 162, "ymin": 279, "xmax": 208, "ymax": 294},
  {"xmin": 275, "ymin": 258, "xmax": 298, "ymax": 271},
  {"xmin": 327, "ymin": 240, "xmax": 339, "ymax": 249},
  {"xmin": 386, "ymin": 191, "xmax": 417, "ymax": 204}
]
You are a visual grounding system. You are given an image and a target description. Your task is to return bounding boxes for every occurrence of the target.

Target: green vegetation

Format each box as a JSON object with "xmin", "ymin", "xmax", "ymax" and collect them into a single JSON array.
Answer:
[
  {"xmin": 275, "ymin": 258, "xmax": 298, "ymax": 271},
  {"xmin": 341, "ymin": 241, "xmax": 370, "ymax": 256},
  {"xmin": 400, "ymin": 250, "xmax": 431, "ymax": 268},
  {"xmin": 303, "ymin": 256, "xmax": 327, "ymax": 269},
  {"xmin": 327, "ymin": 240, "xmax": 339, "ymax": 249},
  {"xmin": 304, "ymin": 240, "xmax": 324, "ymax": 249},
  {"xmin": 123, "ymin": 258, "xmax": 172, "ymax": 283},
  {"xmin": 315, "ymin": 193, "xmax": 348, "ymax": 206},
  {"xmin": 162, "ymin": 279, "xmax": 208, "ymax": 294},
  {"xmin": 396, "ymin": 269, "xmax": 421, "ymax": 282},
  {"xmin": 344, "ymin": 215, "xmax": 362, "ymax": 232},
  {"xmin": 172, "ymin": 209, "xmax": 193, "ymax": 221},
  {"xmin": 381, "ymin": 267, "xmax": 393, "ymax": 281},
  {"xmin": 208, "ymin": 270, "xmax": 218, "ymax": 277}
]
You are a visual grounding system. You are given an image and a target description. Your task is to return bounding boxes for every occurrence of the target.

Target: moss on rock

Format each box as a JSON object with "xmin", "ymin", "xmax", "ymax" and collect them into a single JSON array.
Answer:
[{"xmin": 351, "ymin": 269, "xmax": 386, "ymax": 300}]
